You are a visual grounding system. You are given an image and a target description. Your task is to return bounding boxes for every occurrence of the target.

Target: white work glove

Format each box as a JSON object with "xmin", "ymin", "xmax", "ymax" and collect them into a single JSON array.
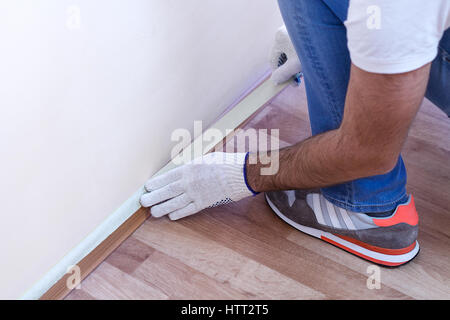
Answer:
[
  {"xmin": 269, "ymin": 25, "xmax": 302, "ymax": 85},
  {"xmin": 140, "ymin": 152, "xmax": 257, "ymax": 221}
]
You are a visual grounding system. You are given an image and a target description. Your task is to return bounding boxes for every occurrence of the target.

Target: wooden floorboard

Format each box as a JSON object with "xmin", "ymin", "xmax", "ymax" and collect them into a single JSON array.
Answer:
[{"xmin": 65, "ymin": 83, "xmax": 450, "ymax": 300}]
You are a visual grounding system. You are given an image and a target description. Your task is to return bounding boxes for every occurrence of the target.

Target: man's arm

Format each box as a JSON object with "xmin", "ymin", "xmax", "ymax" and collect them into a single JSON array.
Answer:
[
  {"xmin": 140, "ymin": 63, "xmax": 431, "ymax": 221},
  {"xmin": 246, "ymin": 63, "xmax": 431, "ymax": 192}
]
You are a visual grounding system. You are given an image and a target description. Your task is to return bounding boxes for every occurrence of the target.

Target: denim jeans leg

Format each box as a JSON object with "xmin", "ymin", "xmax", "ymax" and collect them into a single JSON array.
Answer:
[
  {"xmin": 426, "ymin": 28, "xmax": 450, "ymax": 117},
  {"xmin": 277, "ymin": 0, "xmax": 409, "ymax": 213}
]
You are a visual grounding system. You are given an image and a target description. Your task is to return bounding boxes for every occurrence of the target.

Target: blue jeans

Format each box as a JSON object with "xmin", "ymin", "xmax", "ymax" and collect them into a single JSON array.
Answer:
[{"xmin": 278, "ymin": 0, "xmax": 450, "ymax": 213}]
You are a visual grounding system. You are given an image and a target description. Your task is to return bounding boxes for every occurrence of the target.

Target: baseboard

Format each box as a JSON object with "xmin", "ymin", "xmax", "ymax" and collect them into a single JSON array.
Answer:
[
  {"xmin": 40, "ymin": 207, "xmax": 150, "ymax": 300},
  {"xmin": 23, "ymin": 72, "xmax": 288, "ymax": 300}
]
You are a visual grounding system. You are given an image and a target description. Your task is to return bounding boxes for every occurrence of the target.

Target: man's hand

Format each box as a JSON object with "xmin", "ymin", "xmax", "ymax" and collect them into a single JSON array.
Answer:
[
  {"xmin": 140, "ymin": 152, "xmax": 254, "ymax": 220},
  {"xmin": 269, "ymin": 26, "xmax": 302, "ymax": 85}
]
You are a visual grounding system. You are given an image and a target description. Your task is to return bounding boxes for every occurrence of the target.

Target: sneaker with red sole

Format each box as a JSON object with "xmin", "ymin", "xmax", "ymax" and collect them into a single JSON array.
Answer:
[{"xmin": 265, "ymin": 190, "xmax": 419, "ymax": 267}]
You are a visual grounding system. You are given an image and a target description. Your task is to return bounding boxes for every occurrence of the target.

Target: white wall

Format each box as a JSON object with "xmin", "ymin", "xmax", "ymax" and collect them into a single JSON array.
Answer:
[{"xmin": 0, "ymin": 0, "xmax": 282, "ymax": 298}]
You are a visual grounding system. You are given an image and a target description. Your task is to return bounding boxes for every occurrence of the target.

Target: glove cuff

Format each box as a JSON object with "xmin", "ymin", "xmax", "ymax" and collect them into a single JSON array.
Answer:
[
  {"xmin": 243, "ymin": 152, "xmax": 260, "ymax": 196},
  {"xmin": 222, "ymin": 152, "xmax": 259, "ymax": 200}
]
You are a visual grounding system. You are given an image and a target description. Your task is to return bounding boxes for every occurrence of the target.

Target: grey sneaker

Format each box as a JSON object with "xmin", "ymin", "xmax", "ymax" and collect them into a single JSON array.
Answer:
[{"xmin": 265, "ymin": 190, "xmax": 419, "ymax": 267}]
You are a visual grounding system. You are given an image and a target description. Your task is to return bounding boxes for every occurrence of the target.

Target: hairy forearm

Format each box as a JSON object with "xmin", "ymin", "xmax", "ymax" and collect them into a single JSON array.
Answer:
[
  {"xmin": 246, "ymin": 128, "xmax": 386, "ymax": 192},
  {"xmin": 246, "ymin": 63, "xmax": 430, "ymax": 193}
]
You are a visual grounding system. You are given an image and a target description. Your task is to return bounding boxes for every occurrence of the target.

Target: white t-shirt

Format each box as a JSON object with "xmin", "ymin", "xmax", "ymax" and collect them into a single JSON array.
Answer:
[{"xmin": 345, "ymin": 0, "xmax": 450, "ymax": 74}]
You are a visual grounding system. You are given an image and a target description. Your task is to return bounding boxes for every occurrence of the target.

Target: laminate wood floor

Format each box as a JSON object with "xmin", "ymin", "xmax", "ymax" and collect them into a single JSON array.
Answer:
[{"xmin": 66, "ymin": 83, "xmax": 450, "ymax": 300}]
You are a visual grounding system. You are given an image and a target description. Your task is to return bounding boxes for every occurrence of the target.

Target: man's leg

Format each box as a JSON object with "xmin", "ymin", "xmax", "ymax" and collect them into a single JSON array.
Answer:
[{"xmin": 277, "ymin": 0, "xmax": 409, "ymax": 213}]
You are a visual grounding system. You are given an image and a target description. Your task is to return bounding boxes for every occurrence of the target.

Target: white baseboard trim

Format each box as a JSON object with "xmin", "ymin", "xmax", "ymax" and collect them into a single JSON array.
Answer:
[{"xmin": 20, "ymin": 72, "xmax": 288, "ymax": 300}]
